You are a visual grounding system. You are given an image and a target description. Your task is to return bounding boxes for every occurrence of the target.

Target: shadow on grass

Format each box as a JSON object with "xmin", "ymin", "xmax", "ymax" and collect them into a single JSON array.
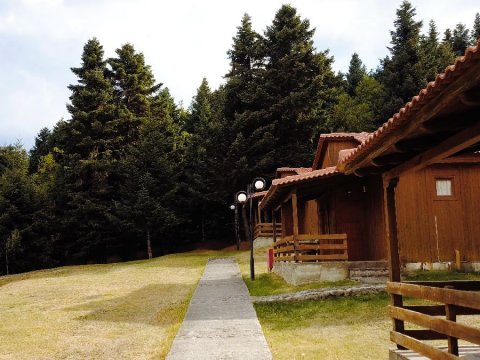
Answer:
[
  {"xmin": 64, "ymin": 284, "xmax": 190, "ymax": 325},
  {"xmin": 0, "ymin": 252, "xmax": 223, "ymax": 289}
]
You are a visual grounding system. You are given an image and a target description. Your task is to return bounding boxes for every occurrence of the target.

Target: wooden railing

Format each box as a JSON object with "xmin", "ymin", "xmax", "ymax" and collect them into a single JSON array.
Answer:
[
  {"xmin": 273, "ymin": 233, "xmax": 348, "ymax": 262},
  {"xmin": 254, "ymin": 222, "xmax": 282, "ymax": 239},
  {"xmin": 387, "ymin": 281, "xmax": 480, "ymax": 359}
]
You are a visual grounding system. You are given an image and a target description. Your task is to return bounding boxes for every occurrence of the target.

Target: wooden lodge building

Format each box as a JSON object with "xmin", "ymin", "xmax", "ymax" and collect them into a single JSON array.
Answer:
[
  {"xmin": 337, "ymin": 41, "xmax": 480, "ymax": 359},
  {"xmin": 259, "ymin": 43, "xmax": 480, "ymax": 286}
]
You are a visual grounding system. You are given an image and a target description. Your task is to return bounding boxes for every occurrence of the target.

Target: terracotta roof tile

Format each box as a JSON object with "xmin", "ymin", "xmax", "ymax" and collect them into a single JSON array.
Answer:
[
  {"xmin": 276, "ymin": 167, "xmax": 312, "ymax": 174},
  {"xmin": 259, "ymin": 167, "xmax": 339, "ymax": 209},
  {"xmin": 272, "ymin": 166, "xmax": 338, "ymax": 186},
  {"xmin": 250, "ymin": 190, "xmax": 267, "ymax": 198},
  {"xmin": 339, "ymin": 41, "xmax": 480, "ymax": 170}
]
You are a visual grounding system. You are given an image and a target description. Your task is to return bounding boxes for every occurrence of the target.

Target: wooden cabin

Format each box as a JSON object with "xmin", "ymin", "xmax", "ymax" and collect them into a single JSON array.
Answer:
[
  {"xmin": 338, "ymin": 41, "xmax": 480, "ymax": 358},
  {"xmin": 260, "ymin": 133, "xmax": 389, "ymax": 265},
  {"xmin": 262, "ymin": 129, "xmax": 480, "ymax": 269}
]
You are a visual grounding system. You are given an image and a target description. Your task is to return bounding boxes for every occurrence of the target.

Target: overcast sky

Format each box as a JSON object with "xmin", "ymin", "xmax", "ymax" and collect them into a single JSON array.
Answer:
[{"xmin": 1, "ymin": 0, "xmax": 479, "ymax": 149}]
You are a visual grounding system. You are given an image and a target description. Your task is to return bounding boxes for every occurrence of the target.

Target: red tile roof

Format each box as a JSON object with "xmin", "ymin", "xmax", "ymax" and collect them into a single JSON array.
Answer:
[
  {"xmin": 259, "ymin": 167, "xmax": 339, "ymax": 209},
  {"xmin": 272, "ymin": 166, "xmax": 338, "ymax": 186},
  {"xmin": 250, "ymin": 190, "xmax": 267, "ymax": 199},
  {"xmin": 339, "ymin": 41, "xmax": 480, "ymax": 171},
  {"xmin": 276, "ymin": 167, "xmax": 312, "ymax": 174}
]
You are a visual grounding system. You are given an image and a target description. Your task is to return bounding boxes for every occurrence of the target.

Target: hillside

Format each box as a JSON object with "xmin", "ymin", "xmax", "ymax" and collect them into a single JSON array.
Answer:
[{"xmin": 0, "ymin": 254, "xmax": 213, "ymax": 359}]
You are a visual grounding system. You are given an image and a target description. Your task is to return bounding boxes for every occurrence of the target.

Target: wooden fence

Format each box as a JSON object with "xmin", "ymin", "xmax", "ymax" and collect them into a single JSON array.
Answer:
[
  {"xmin": 254, "ymin": 223, "xmax": 282, "ymax": 239},
  {"xmin": 387, "ymin": 280, "xmax": 480, "ymax": 359},
  {"xmin": 273, "ymin": 233, "xmax": 348, "ymax": 262}
]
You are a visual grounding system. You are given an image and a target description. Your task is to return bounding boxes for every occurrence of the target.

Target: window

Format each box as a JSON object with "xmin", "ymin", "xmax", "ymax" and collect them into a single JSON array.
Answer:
[
  {"xmin": 436, "ymin": 179, "xmax": 452, "ymax": 196},
  {"xmin": 433, "ymin": 175, "xmax": 457, "ymax": 200}
]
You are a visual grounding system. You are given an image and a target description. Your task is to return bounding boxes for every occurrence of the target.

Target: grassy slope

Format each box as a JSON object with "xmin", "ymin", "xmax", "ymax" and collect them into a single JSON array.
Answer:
[
  {"xmin": 0, "ymin": 253, "xmax": 215, "ymax": 360},
  {"xmin": 2, "ymin": 247, "xmax": 479, "ymax": 360}
]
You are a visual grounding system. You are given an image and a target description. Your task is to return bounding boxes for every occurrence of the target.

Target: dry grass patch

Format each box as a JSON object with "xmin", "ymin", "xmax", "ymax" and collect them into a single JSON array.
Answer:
[{"xmin": 0, "ymin": 253, "xmax": 215, "ymax": 360}]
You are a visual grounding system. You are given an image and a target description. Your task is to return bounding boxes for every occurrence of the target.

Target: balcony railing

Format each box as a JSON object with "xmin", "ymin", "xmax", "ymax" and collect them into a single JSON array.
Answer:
[
  {"xmin": 273, "ymin": 233, "xmax": 348, "ymax": 262},
  {"xmin": 387, "ymin": 280, "xmax": 480, "ymax": 358},
  {"xmin": 254, "ymin": 222, "xmax": 282, "ymax": 239}
]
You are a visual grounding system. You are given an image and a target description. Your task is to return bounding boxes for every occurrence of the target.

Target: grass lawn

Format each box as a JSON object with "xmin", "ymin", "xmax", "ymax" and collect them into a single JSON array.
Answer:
[
  {"xmin": 255, "ymin": 293, "xmax": 392, "ymax": 360},
  {"xmin": 0, "ymin": 253, "xmax": 216, "ymax": 360},
  {"xmin": 248, "ymin": 257, "xmax": 480, "ymax": 360},
  {"xmin": 2, "ymin": 246, "xmax": 479, "ymax": 360}
]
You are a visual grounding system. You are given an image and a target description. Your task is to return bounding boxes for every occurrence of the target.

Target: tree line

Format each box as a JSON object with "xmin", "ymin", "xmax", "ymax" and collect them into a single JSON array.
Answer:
[{"xmin": 1, "ymin": 1, "xmax": 479, "ymax": 274}]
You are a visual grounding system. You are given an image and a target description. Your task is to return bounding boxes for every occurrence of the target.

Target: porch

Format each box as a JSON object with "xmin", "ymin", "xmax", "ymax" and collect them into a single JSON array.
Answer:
[{"xmin": 254, "ymin": 222, "xmax": 282, "ymax": 239}]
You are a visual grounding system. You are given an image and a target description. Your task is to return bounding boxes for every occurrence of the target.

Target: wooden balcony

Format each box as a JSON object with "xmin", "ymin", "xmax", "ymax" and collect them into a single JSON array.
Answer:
[
  {"xmin": 254, "ymin": 222, "xmax": 281, "ymax": 239},
  {"xmin": 273, "ymin": 233, "xmax": 348, "ymax": 262},
  {"xmin": 387, "ymin": 280, "xmax": 480, "ymax": 359}
]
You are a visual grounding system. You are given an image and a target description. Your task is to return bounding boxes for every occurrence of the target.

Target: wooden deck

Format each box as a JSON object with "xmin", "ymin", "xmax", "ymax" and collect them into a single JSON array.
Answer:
[{"xmin": 273, "ymin": 233, "xmax": 348, "ymax": 262}]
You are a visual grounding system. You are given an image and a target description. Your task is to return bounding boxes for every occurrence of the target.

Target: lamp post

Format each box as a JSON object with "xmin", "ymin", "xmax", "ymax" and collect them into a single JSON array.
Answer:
[
  {"xmin": 230, "ymin": 203, "xmax": 239, "ymax": 250},
  {"xmin": 236, "ymin": 178, "xmax": 266, "ymax": 280}
]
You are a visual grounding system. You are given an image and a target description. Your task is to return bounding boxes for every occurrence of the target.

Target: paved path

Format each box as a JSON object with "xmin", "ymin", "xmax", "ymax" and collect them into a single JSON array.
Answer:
[{"xmin": 166, "ymin": 258, "xmax": 272, "ymax": 360}]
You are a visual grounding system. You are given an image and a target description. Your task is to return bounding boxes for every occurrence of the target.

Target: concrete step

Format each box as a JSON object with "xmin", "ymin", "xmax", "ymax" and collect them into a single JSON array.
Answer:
[{"xmin": 350, "ymin": 268, "xmax": 389, "ymax": 284}]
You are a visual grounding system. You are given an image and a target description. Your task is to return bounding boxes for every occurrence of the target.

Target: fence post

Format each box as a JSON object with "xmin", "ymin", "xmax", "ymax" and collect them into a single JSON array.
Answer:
[
  {"xmin": 444, "ymin": 284, "xmax": 459, "ymax": 356},
  {"xmin": 292, "ymin": 188, "xmax": 299, "ymax": 262}
]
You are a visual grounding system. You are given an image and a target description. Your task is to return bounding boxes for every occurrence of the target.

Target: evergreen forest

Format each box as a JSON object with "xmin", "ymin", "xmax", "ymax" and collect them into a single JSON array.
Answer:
[{"xmin": 2, "ymin": 2, "xmax": 480, "ymax": 274}]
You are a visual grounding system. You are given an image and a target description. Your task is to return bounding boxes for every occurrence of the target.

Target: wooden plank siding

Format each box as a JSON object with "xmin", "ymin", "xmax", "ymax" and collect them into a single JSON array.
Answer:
[
  {"xmin": 320, "ymin": 140, "xmax": 359, "ymax": 168},
  {"xmin": 396, "ymin": 163, "xmax": 480, "ymax": 262}
]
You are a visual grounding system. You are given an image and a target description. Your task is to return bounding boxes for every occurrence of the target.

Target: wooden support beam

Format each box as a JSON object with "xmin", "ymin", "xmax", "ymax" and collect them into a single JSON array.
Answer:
[
  {"xmin": 383, "ymin": 176, "xmax": 404, "ymax": 342},
  {"xmin": 272, "ymin": 210, "xmax": 277, "ymax": 243},
  {"xmin": 384, "ymin": 120, "xmax": 480, "ymax": 181},
  {"xmin": 292, "ymin": 188, "xmax": 299, "ymax": 262}
]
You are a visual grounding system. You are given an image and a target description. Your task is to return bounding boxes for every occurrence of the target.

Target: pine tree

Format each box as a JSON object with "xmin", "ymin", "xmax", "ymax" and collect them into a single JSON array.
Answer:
[
  {"xmin": 119, "ymin": 90, "xmax": 184, "ymax": 257},
  {"xmin": 377, "ymin": 1, "xmax": 426, "ymax": 122},
  {"xmin": 225, "ymin": 13, "xmax": 262, "ymax": 121},
  {"xmin": 262, "ymin": 4, "xmax": 337, "ymax": 167},
  {"xmin": 451, "ymin": 23, "xmax": 470, "ymax": 56},
  {"xmin": 181, "ymin": 78, "xmax": 228, "ymax": 242},
  {"xmin": 420, "ymin": 20, "xmax": 455, "ymax": 83},
  {"xmin": 346, "ymin": 53, "xmax": 367, "ymax": 96},
  {"xmin": 443, "ymin": 28, "xmax": 453, "ymax": 44},
  {"xmin": 108, "ymin": 43, "xmax": 162, "ymax": 147},
  {"xmin": 471, "ymin": 13, "xmax": 480, "ymax": 45},
  {"xmin": 61, "ymin": 38, "xmax": 118, "ymax": 263},
  {"xmin": 29, "ymin": 127, "xmax": 52, "ymax": 173}
]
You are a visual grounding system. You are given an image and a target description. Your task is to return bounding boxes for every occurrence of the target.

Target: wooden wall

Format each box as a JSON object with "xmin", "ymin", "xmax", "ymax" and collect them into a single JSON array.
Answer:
[
  {"xmin": 320, "ymin": 140, "xmax": 358, "ymax": 168},
  {"xmin": 364, "ymin": 176, "xmax": 387, "ymax": 260},
  {"xmin": 281, "ymin": 201, "xmax": 293, "ymax": 237},
  {"xmin": 396, "ymin": 163, "xmax": 480, "ymax": 263},
  {"xmin": 298, "ymin": 199, "xmax": 320, "ymax": 234}
]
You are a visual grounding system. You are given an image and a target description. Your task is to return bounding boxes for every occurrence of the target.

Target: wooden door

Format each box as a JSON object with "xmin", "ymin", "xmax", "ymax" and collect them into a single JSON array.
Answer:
[{"xmin": 334, "ymin": 184, "xmax": 367, "ymax": 261}]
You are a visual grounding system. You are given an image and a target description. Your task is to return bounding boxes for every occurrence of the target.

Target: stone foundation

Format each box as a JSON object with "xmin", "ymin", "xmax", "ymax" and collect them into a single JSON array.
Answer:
[
  {"xmin": 273, "ymin": 260, "xmax": 388, "ymax": 285},
  {"xmin": 274, "ymin": 261, "xmax": 349, "ymax": 285},
  {"xmin": 404, "ymin": 261, "xmax": 480, "ymax": 272}
]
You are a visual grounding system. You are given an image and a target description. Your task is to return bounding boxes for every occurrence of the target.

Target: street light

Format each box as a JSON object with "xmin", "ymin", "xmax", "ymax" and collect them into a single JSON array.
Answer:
[
  {"xmin": 233, "ymin": 191, "xmax": 247, "ymax": 251},
  {"xmin": 235, "ymin": 178, "xmax": 266, "ymax": 280}
]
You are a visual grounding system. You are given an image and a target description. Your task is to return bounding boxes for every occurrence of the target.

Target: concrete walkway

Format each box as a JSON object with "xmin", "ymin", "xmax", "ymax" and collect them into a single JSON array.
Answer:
[{"xmin": 166, "ymin": 258, "xmax": 272, "ymax": 360}]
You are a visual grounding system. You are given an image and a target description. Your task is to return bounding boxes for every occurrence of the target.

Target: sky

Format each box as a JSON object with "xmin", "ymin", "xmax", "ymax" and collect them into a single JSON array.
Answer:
[{"xmin": 0, "ymin": 0, "xmax": 479, "ymax": 149}]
